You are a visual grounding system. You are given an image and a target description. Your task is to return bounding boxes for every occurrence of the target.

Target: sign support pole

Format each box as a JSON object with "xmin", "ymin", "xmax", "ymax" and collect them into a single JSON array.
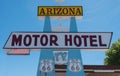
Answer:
[
  {"xmin": 37, "ymin": 16, "xmax": 55, "ymax": 76},
  {"xmin": 37, "ymin": 16, "xmax": 85, "ymax": 76},
  {"xmin": 66, "ymin": 17, "xmax": 85, "ymax": 76}
]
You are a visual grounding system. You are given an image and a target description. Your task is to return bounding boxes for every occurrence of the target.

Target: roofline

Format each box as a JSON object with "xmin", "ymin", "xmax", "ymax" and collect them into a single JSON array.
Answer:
[{"xmin": 55, "ymin": 65, "xmax": 120, "ymax": 73}]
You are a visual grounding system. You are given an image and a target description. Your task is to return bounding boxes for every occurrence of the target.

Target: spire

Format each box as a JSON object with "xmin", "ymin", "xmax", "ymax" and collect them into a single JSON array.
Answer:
[
  {"xmin": 37, "ymin": 16, "xmax": 55, "ymax": 76},
  {"xmin": 43, "ymin": 16, "xmax": 51, "ymax": 32},
  {"xmin": 66, "ymin": 17, "xmax": 85, "ymax": 76},
  {"xmin": 70, "ymin": 17, "xmax": 78, "ymax": 32}
]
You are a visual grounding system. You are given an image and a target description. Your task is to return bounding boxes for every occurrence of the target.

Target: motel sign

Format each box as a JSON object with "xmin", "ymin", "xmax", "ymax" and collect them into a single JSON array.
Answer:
[
  {"xmin": 3, "ymin": 0, "xmax": 112, "ymax": 76},
  {"xmin": 4, "ymin": 32, "xmax": 112, "ymax": 49}
]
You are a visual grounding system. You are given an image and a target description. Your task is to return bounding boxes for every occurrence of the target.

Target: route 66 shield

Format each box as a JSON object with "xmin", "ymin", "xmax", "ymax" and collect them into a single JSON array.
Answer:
[
  {"xmin": 68, "ymin": 59, "xmax": 82, "ymax": 72},
  {"xmin": 40, "ymin": 60, "xmax": 53, "ymax": 72}
]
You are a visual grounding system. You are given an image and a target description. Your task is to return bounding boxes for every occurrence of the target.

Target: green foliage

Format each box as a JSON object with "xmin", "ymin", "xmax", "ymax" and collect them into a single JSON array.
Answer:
[{"xmin": 104, "ymin": 39, "xmax": 120, "ymax": 65}]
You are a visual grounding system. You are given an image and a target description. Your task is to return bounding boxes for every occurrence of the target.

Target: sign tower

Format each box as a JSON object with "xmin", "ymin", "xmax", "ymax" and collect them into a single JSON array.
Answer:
[
  {"xmin": 37, "ymin": 0, "xmax": 84, "ymax": 76},
  {"xmin": 3, "ymin": 0, "xmax": 112, "ymax": 76}
]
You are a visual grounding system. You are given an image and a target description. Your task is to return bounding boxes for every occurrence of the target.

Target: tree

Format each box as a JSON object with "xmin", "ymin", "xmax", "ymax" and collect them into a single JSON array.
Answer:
[{"xmin": 104, "ymin": 39, "xmax": 120, "ymax": 65}]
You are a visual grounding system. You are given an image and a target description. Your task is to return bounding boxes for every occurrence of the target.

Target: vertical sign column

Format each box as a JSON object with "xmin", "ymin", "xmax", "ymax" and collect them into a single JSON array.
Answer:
[
  {"xmin": 66, "ymin": 17, "xmax": 85, "ymax": 76},
  {"xmin": 37, "ymin": 17, "xmax": 55, "ymax": 76}
]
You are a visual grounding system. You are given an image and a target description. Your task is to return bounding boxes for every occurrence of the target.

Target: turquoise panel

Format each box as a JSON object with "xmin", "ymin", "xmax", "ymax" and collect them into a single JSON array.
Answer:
[
  {"xmin": 66, "ymin": 17, "xmax": 85, "ymax": 76},
  {"xmin": 37, "ymin": 16, "xmax": 55, "ymax": 76}
]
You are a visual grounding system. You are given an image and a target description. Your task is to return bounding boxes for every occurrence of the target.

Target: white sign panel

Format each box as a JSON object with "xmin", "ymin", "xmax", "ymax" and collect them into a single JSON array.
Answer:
[{"xmin": 4, "ymin": 32, "xmax": 112, "ymax": 49}]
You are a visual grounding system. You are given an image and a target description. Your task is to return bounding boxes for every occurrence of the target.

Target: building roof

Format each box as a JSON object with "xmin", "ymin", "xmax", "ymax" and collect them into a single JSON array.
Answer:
[{"xmin": 55, "ymin": 65, "xmax": 120, "ymax": 73}]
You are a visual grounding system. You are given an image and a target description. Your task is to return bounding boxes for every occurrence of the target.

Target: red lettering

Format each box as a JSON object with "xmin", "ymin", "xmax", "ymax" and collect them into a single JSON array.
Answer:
[
  {"xmin": 81, "ymin": 35, "xmax": 88, "ymax": 46},
  {"xmin": 74, "ymin": 35, "xmax": 82, "ymax": 46},
  {"xmin": 40, "ymin": 35, "xmax": 48, "ymax": 46},
  {"xmin": 90, "ymin": 35, "xmax": 97, "ymax": 46},
  {"xmin": 24, "ymin": 35, "xmax": 32, "ymax": 46},
  {"xmin": 65, "ymin": 35, "xmax": 72, "ymax": 46},
  {"xmin": 99, "ymin": 35, "xmax": 107, "ymax": 46},
  {"xmin": 32, "ymin": 35, "xmax": 39, "ymax": 46},
  {"xmin": 50, "ymin": 35, "xmax": 58, "ymax": 46},
  {"xmin": 11, "ymin": 34, "xmax": 22, "ymax": 46}
]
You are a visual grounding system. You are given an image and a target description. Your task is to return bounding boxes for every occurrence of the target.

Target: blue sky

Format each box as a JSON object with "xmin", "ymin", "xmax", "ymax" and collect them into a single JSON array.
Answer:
[{"xmin": 0, "ymin": 0, "xmax": 120, "ymax": 76}]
